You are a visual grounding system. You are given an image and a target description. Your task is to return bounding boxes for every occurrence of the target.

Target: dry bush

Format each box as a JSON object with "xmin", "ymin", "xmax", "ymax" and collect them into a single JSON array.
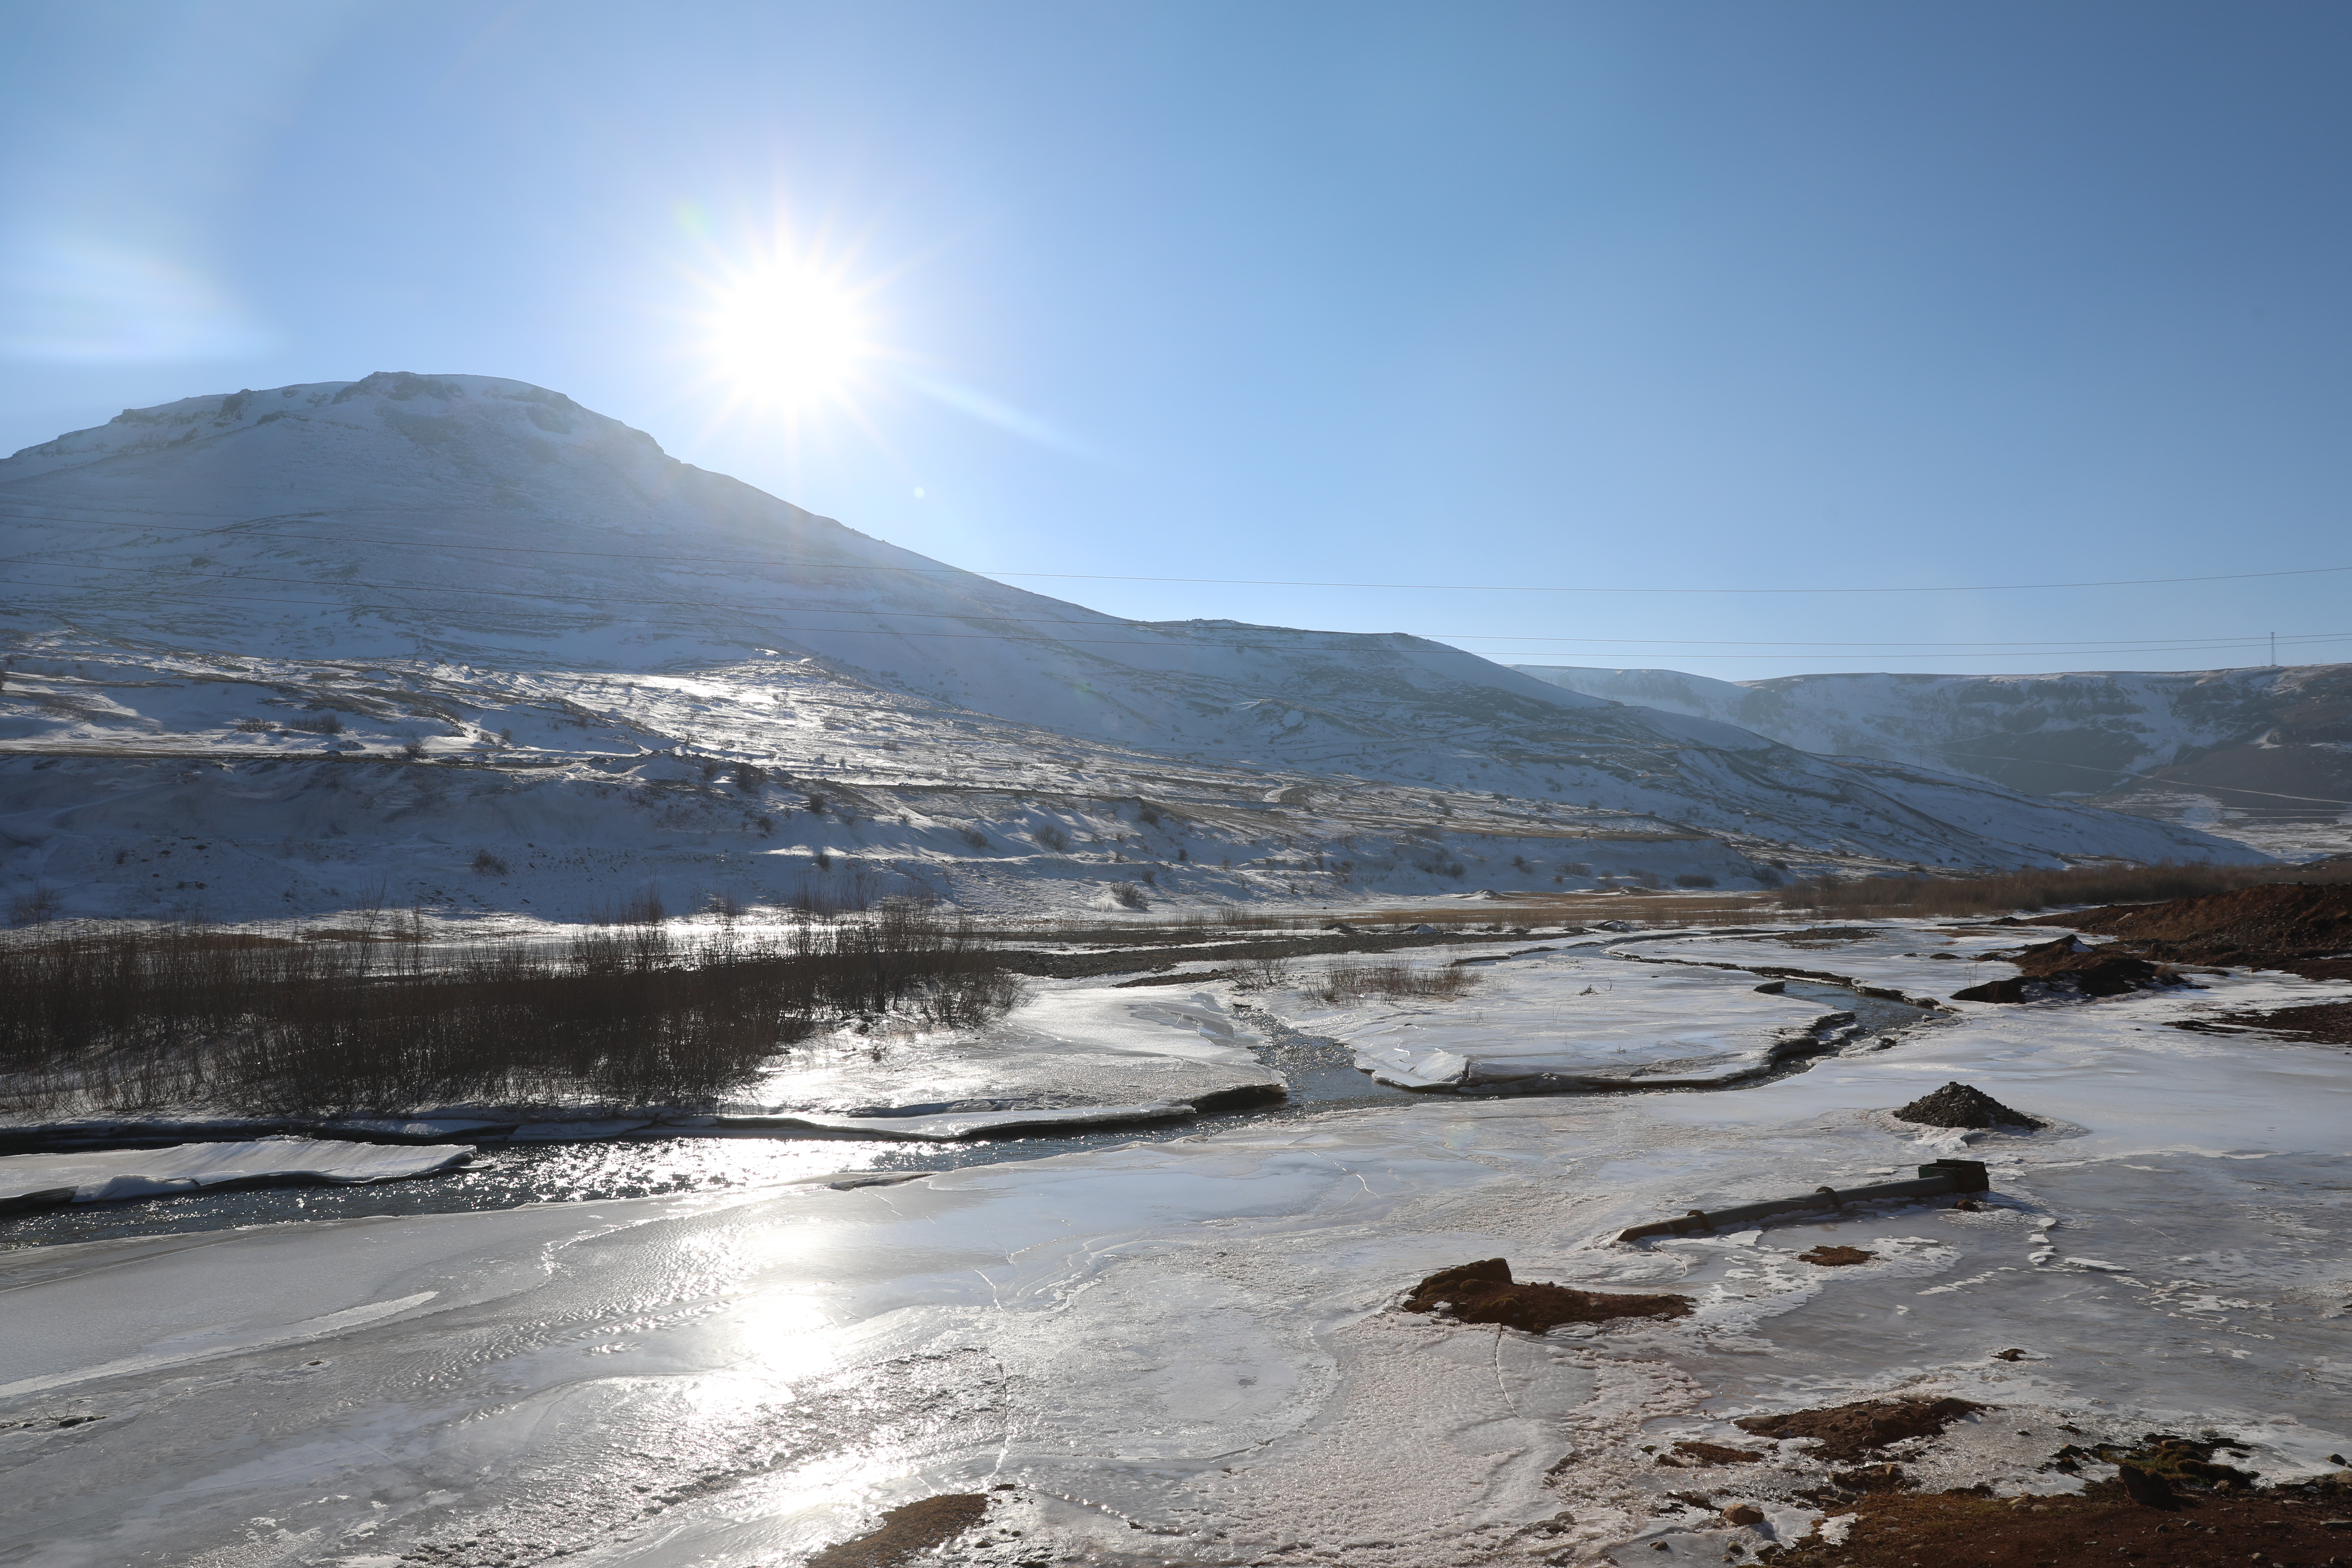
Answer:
[
  {"xmin": 1314, "ymin": 960, "xmax": 1481, "ymax": 1004},
  {"xmin": 0, "ymin": 907, "xmax": 1023, "ymax": 1118},
  {"xmin": 1777, "ymin": 860, "xmax": 2352, "ymax": 919},
  {"xmin": 1108, "ymin": 881, "xmax": 1149, "ymax": 910},
  {"xmin": 1035, "ymin": 824, "xmax": 1072, "ymax": 853}
]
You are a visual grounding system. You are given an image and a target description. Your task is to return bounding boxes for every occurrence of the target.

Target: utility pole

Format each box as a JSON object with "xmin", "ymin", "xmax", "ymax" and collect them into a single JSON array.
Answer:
[{"xmin": 2270, "ymin": 630, "xmax": 2277, "ymax": 666}]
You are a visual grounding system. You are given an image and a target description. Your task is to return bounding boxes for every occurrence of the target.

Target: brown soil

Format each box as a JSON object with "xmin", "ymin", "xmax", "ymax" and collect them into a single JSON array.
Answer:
[
  {"xmin": 2030, "ymin": 883, "xmax": 2352, "ymax": 982},
  {"xmin": 1659, "ymin": 1441, "xmax": 1765, "ymax": 1467},
  {"xmin": 1800, "ymin": 1245, "xmax": 1877, "ymax": 1266},
  {"xmin": 2176, "ymin": 998, "xmax": 2352, "ymax": 1046},
  {"xmin": 1756, "ymin": 1483, "xmax": 2352, "ymax": 1568},
  {"xmin": 1732, "ymin": 1398, "xmax": 1985, "ymax": 1463},
  {"xmin": 805, "ymin": 1494, "xmax": 989, "ymax": 1568},
  {"xmin": 1893, "ymin": 1080, "xmax": 2043, "ymax": 1129},
  {"xmin": 1401, "ymin": 1259, "xmax": 1693, "ymax": 1333},
  {"xmin": 1952, "ymin": 936, "xmax": 2186, "ymax": 1003}
]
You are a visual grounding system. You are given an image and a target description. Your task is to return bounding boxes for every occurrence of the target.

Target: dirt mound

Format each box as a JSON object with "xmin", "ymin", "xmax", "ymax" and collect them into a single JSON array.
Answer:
[
  {"xmin": 1800, "ymin": 1245, "xmax": 1876, "ymax": 1266},
  {"xmin": 1732, "ymin": 1396, "xmax": 1983, "ymax": 1462},
  {"xmin": 1402, "ymin": 1258, "xmax": 1692, "ymax": 1332},
  {"xmin": 806, "ymin": 1494, "xmax": 988, "ymax": 1568},
  {"xmin": 1894, "ymin": 1081, "xmax": 2044, "ymax": 1130},
  {"xmin": 1951, "ymin": 936, "xmax": 2187, "ymax": 1003},
  {"xmin": 2030, "ymin": 882, "xmax": 2352, "ymax": 981}
]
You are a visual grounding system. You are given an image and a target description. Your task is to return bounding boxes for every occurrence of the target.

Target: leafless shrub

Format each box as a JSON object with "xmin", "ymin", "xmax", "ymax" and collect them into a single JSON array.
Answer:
[
  {"xmin": 704, "ymin": 890, "xmax": 746, "ymax": 920},
  {"xmin": 0, "ymin": 909, "xmax": 1022, "ymax": 1116},
  {"xmin": 1314, "ymin": 961, "xmax": 1481, "ymax": 1004},
  {"xmin": 735, "ymin": 763, "xmax": 769, "ymax": 793},
  {"xmin": 1675, "ymin": 873, "xmax": 1718, "ymax": 889},
  {"xmin": 234, "ymin": 718, "xmax": 276, "ymax": 734},
  {"xmin": 959, "ymin": 826, "xmax": 990, "ymax": 850},
  {"xmin": 1232, "ymin": 953, "xmax": 1295, "ymax": 990},
  {"xmin": 9, "ymin": 886, "xmax": 63, "ymax": 927},
  {"xmin": 471, "ymin": 849, "xmax": 509, "ymax": 876},
  {"xmin": 288, "ymin": 712, "xmax": 344, "ymax": 735},
  {"xmin": 1108, "ymin": 881, "xmax": 1149, "ymax": 910},
  {"xmin": 400, "ymin": 737, "xmax": 426, "ymax": 760},
  {"xmin": 1777, "ymin": 860, "xmax": 2352, "ymax": 918},
  {"xmin": 1035, "ymin": 824, "xmax": 1071, "ymax": 853}
]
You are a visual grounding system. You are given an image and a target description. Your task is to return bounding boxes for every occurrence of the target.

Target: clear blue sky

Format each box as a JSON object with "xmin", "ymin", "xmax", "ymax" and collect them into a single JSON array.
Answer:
[{"xmin": 5, "ymin": 1, "xmax": 2348, "ymax": 679}]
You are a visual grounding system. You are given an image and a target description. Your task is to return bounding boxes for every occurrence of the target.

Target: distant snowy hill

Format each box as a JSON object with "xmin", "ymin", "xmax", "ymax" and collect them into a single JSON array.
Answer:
[
  {"xmin": 0, "ymin": 374, "xmax": 2259, "ymax": 923},
  {"xmin": 1516, "ymin": 664, "xmax": 2352, "ymax": 860}
]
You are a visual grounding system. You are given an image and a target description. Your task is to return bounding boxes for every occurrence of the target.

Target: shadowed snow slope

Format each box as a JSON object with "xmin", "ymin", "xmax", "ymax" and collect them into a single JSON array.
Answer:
[
  {"xmin": 1517, "ymin": 663, "xmax": 2352, "ymax": 860},
  {"xmin": 0, "ymin": 375, "xmax": 2257, "ymax": 922}
]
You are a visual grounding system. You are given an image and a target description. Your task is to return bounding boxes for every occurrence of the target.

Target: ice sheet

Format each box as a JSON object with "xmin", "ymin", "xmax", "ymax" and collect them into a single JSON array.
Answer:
[
  {"xmin": 723, "ymin": 984, "xmax": 1285, "ymax": 1119},
  {"xmin": 1263, "ymin": 944, "xmax": 1841, "ymax": 1089},
  {"xmin": 3, "ymin": 928, "xmax": 2346, "ymax": 1568},
  {"xmin": 0, "ymin": 1136, "xmax": 472, "ymax": 1206}
]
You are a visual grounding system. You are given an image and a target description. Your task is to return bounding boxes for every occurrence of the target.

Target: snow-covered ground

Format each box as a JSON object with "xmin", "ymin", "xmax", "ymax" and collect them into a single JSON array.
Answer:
[
  {"xmin": 5, "ymin": 921, "xmax": 2346, "ymax": 1567},
  {"xmin": 0, "ymin": 374, "xmax": 2260, "ymax": 931}
]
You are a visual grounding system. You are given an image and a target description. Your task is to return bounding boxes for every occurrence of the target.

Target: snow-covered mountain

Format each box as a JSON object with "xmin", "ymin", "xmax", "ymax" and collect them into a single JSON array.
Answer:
[
  {"xmin": 1516, "ymin": 664, "xmax": 2352, "ymax": 861},
  {"xmin": 0, "ymin": 374, "xmax": 2259, "ymax": 923}
]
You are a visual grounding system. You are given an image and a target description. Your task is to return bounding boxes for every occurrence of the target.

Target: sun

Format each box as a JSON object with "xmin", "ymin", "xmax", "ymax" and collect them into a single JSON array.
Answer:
[{"xmin": 698, "ymin": 261, "xmax": 874, "ymax": 416}]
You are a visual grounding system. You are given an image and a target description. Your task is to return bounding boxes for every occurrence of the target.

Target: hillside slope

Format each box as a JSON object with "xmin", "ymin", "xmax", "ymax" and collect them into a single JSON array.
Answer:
[
  {"xmin": 0, "ymin": 375, "xmax": 2258, "ymax": 923},
  {"xmin": 1519, "ymin": 663, "xmax": 2352, "ymax": 860}
]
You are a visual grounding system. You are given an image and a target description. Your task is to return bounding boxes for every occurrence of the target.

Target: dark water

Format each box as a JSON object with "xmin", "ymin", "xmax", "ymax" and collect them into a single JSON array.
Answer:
[{"xmin": 0, "ymin": 980, "xmax": 1930, "ymax": 1252}]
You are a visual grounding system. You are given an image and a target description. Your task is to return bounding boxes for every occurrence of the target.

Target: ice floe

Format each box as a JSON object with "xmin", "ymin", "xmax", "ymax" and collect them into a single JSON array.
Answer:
[{"xmin": 0, "ymin": 1137, "xmax": 472, "ymax": 1209}]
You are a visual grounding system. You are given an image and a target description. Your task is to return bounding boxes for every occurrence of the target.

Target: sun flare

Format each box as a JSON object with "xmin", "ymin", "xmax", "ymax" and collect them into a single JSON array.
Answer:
[{"xmin": 696, "ymin": 259, "xmax": 876, "ymax": 417}]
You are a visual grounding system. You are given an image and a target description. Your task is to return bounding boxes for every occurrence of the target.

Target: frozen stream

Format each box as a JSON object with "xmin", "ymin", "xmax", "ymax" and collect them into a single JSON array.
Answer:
[
  {"xmin": 0, "ymin": 952, "xmax": 1936, "ymax": 1252},
  {"xmin": 14, "ymin": 925, "xmax": 2345, "ymax": 1568}
]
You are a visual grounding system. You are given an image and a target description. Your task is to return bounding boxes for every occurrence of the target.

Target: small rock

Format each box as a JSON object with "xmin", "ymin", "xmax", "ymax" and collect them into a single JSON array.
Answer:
[
  {"xmin": 1722, "ymin": 1504, "xmax": 1766, "ymax": 1527},
  {"xmin": 1993, "ymin": 1348, "xmax": 2030, "ymax": 1361}
]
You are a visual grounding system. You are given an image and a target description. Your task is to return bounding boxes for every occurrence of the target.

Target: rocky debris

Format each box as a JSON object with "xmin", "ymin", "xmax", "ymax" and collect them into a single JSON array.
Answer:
[
  {"xmin": 2119, "ymin": 1463, "xmax": 2177, "ymax": 1509},
  {"xmin": 1799, "ymin": 1245, "xmax": 1876, "ymax": 1266},
  {"xmin": 1658, "ymin": 1441, "xmax": 1764, "ymax": 1468},
  {"xmin": 1832, "ymin": 1463, "xmax": 1911, "ymax": 1492},
  {"xmin": 1721, "ymin": 1503, "xmax": 1767, "ymax": 1526},
  {"xmin": 806, "ymin": 1494, "xmax": 989, "ymax": 1568},
  {"xmin": 2030, "ymin": 882, "xmax": 2352, "ymax": 983},
  {"xmin": 1893, "ymin": 1081, "xmax": 2044, "ymax": 1130},
  {"xmin": 1732, "ymin": 1397, "xmax": 1984, "ymax": 1463},
  {"xmin": 1992, "ymin": 1348, "xmax": 2030, "ymax": 1361},
  {"xmin": 2052, "ymin": 1434, "xmax": 2260, "ymax": 1493},
  {"xmin": 2175, "ymin": 996, "xmax": 2352, "ymax": 1046},
  {"xmin": 1951, "ymin": 934, "xmax": 2189, "ymax": 1003},
  {"xmin": 1752, "ymin": 1484, "xmax": 2352, "ymax": 1568},
  {"xmin": 1401, "ymin": 1258, "xmax": 1693, "ymax": 1332}
]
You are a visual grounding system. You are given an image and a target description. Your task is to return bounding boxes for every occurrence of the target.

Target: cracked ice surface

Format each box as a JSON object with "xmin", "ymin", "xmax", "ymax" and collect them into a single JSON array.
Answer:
[{"xmin": 1, "ymin": 927, "xmax": 2347, "ymax": 1567}]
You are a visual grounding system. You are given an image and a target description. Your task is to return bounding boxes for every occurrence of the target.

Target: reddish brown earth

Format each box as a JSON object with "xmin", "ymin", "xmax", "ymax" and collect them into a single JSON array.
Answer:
[
  {"xmin": 1952, "ymin": 935, "xmax": 2187, "ymax": 1002},
  {"xmin": 2177, "ymin": 998, "xmax": 2352, "ymax": 1046},
  {"xmin": 2031, "ymin": 883, "xmax": 2352, "ymax": 982},
  {"xmin": 1756, "ymin": 1484, "xmax": 2352, "ymax": 1567},
  {"xmin": 1659, "ymin": 1441, "xmax": 1766, "ymax": 1468},
  {"xmin": 1800, "ymin": 1246, "xmax": 1877, "ymax": 1266},
  {"xmin": 1402, "ymin": 1259, "xmax": 1693, "ymax": 1332},
  {"xmin": 1731, "ymin": 1398, "xmax": 1984, "ymax": 1463},
  {"xmin": 805, "ymin": 1494, "xmax": 989, "ymax": 1567}
]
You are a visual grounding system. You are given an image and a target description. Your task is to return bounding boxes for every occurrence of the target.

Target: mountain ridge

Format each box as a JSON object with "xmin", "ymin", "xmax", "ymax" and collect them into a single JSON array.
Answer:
[{"xmin": 0, "ymin": 373, "xmax": 2262, "ymax": 924}]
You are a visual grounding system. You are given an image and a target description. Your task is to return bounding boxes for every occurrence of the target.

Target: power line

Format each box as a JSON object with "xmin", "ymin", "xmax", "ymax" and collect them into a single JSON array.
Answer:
[
  {"xmin": 5, "ymin": 500, "xmax": 2349, "ymax": 597},
  {"xmin": 7, "ymin": 558, "xmax": 2349, "ymax": 657}
]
